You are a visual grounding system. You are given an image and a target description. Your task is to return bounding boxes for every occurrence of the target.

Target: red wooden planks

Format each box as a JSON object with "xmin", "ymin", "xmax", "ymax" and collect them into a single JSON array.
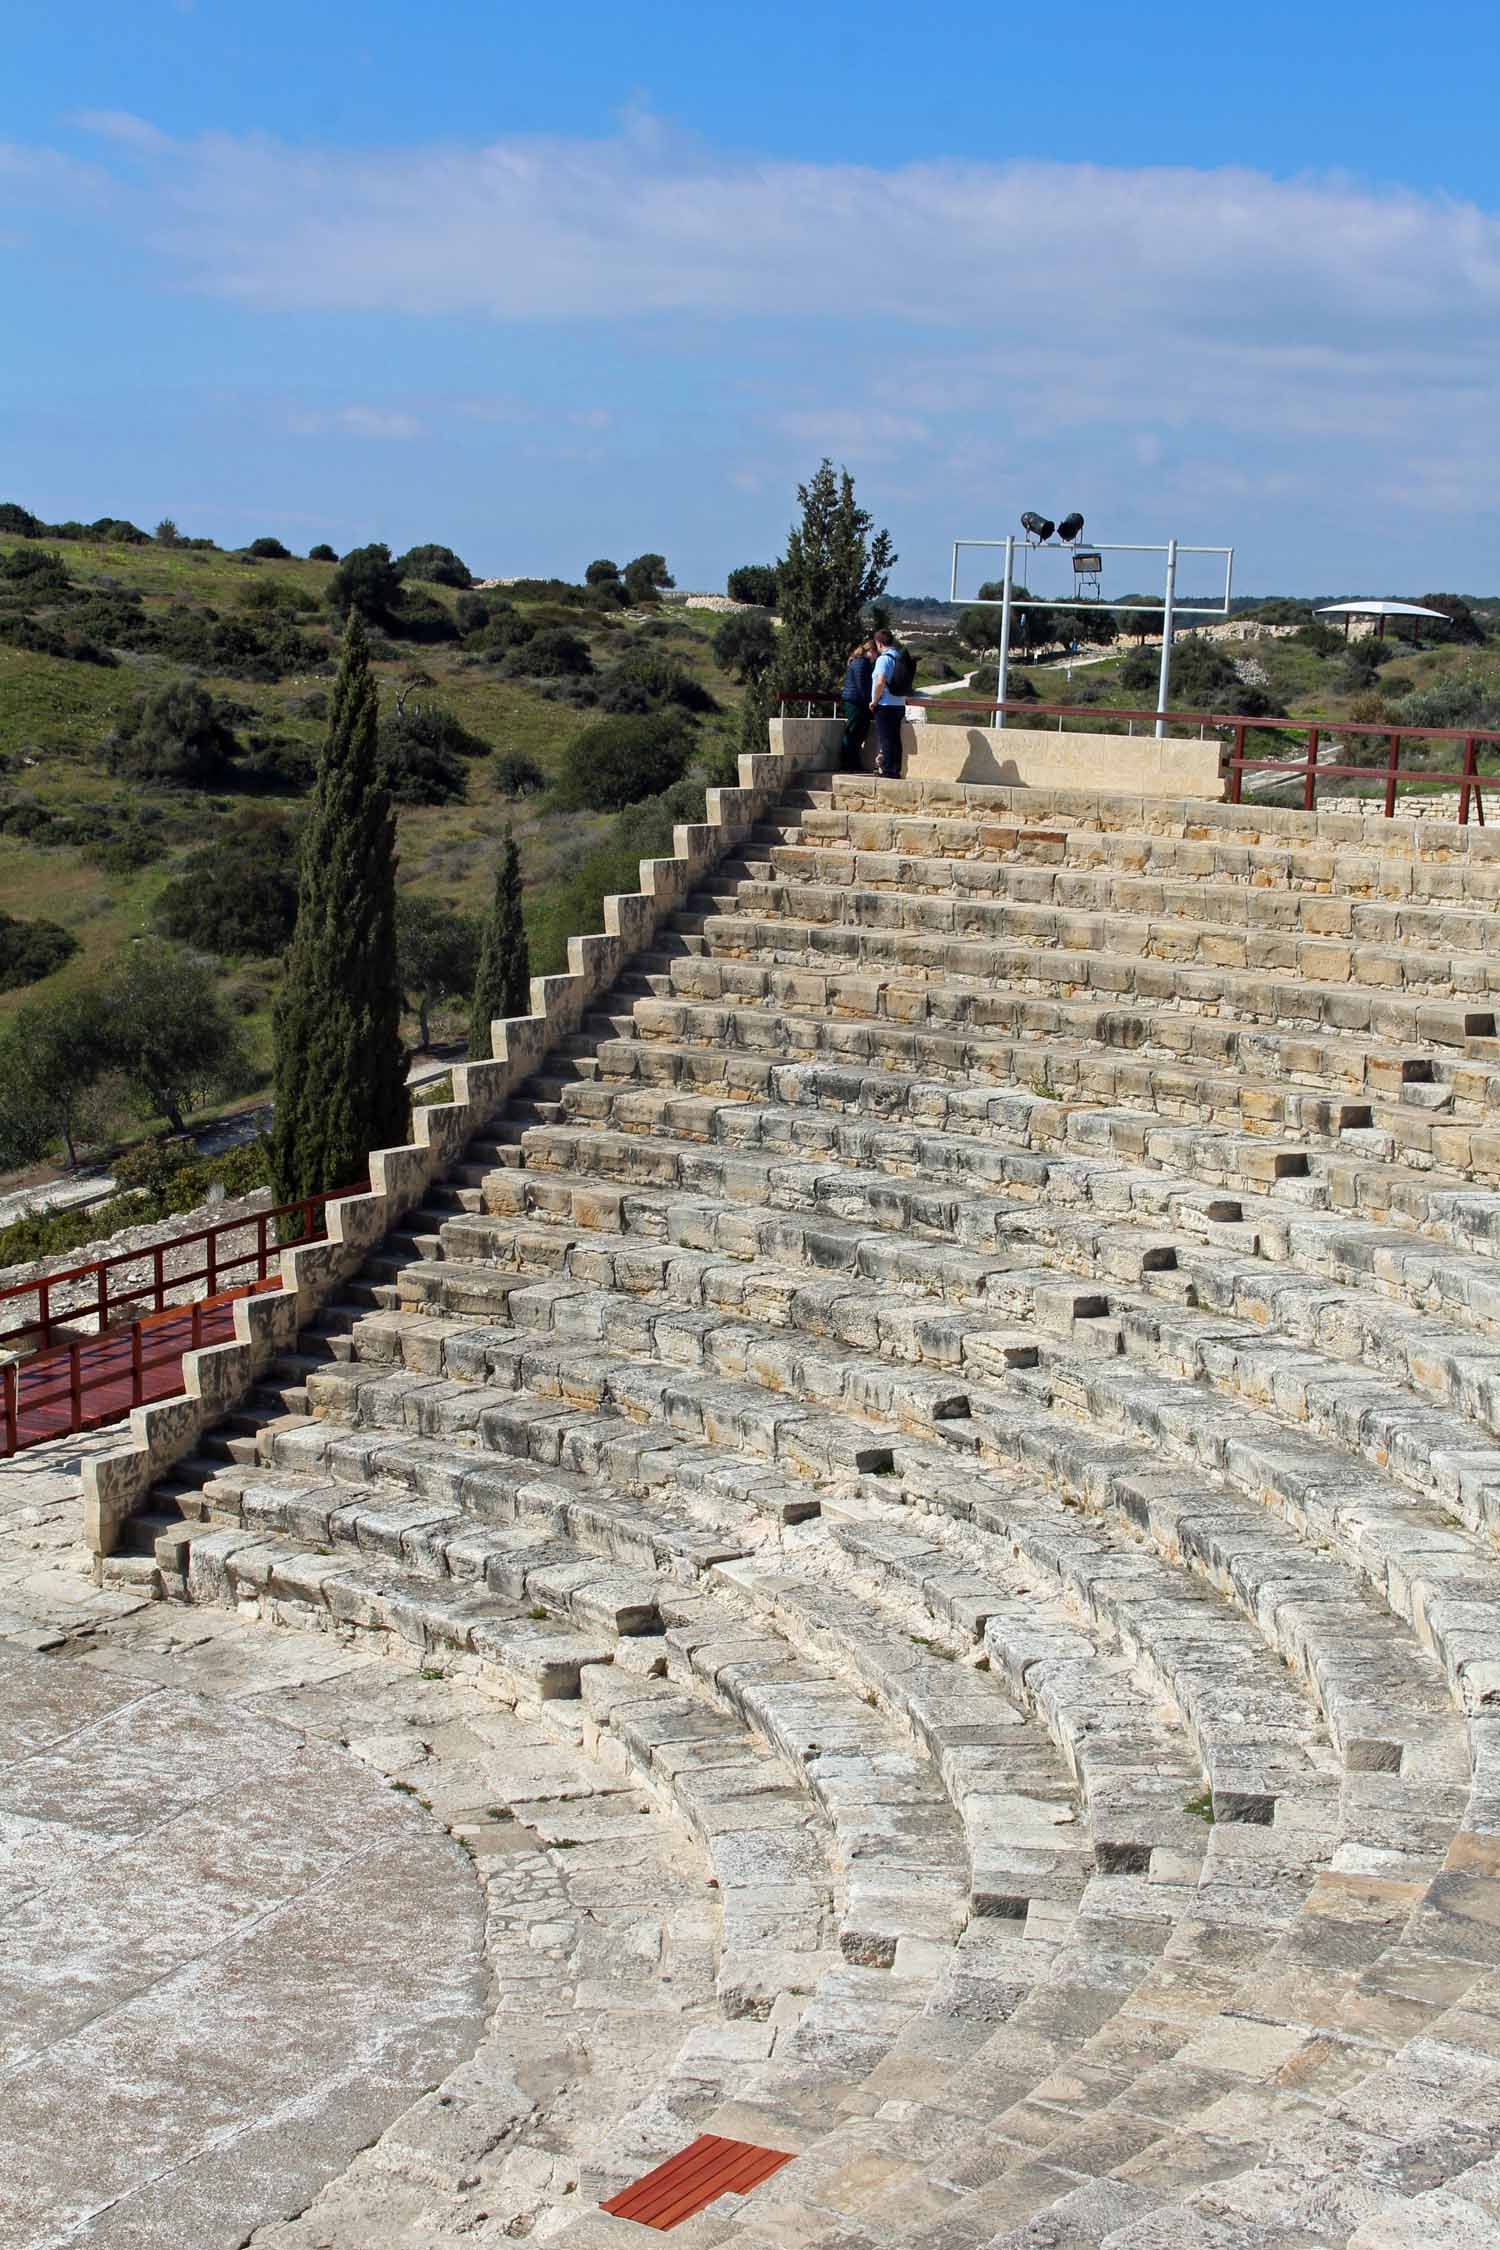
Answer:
[
  {"xmin": 4, "ymin": 1278, "xmax": 276, "ymax": 1456},
  {"xmin": 600, "ymin": 2133, "xmax": 795, "ymax": 2230}
]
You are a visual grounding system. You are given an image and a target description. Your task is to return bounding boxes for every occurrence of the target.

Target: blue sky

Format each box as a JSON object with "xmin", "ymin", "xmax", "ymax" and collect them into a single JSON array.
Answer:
[{"xmin": 4, "ymin": 1, "xmax": 1498, "ymax": 594}]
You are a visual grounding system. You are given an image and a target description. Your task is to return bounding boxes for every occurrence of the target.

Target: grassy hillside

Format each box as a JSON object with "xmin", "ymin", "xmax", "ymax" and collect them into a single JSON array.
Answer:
[{"xmin": 0, "ymin": 531, "xmax": 748, "ymax": 1096}]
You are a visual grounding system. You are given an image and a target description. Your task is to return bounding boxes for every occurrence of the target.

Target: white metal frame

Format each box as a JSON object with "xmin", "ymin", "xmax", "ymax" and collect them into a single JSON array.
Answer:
[{"xmin": 950, "ymin": 537, "xmax": 1234, "ymax": 739}]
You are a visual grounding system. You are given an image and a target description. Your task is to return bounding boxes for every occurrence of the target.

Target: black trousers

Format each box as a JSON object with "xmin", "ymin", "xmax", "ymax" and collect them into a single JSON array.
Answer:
[
  {"xmin": 873, "ymin": 702, "xmax": 905, "ymax": 777},
  {"xmin": 839, "ymin": 697, "xmax": 870, "ymax": 770}
]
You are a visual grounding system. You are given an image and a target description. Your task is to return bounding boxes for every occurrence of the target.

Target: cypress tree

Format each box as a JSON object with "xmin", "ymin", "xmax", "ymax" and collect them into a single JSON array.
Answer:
[
  {"xmin": 270, "ymin": 613, "xmax": 406, "ymax": 1206},
  {"xmin": 773, "ymin": 459, "xmax": 895, "ymax": 690},
  {"xmin": 468, "ymin": 827, "xmax": 531, "ymax": 1061}
]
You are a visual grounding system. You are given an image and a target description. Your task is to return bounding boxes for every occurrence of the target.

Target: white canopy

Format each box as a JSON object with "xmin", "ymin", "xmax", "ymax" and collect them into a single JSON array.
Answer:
[{"xmin": 1315, "ymin": 599, "xmax": 1449, "ymax": 619}]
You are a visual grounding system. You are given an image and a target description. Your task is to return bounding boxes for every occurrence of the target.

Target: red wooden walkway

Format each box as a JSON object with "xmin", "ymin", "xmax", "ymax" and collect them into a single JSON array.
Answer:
[
  {"xmin": 2, "ymin": 1282, "xmax": 278, "ymax": 1455},
  {"xmin": 600, "ymin": 2135, "xmax": 795, "ymax": 2230},
  {"xmin": 1, "ymin": 1183, "xmax": 361, "ymax": 1459}
]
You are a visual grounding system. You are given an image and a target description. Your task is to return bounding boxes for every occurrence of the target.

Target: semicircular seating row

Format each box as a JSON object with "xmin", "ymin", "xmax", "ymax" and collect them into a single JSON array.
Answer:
[{"xmin": 143, "ymin": 773, "xmax": 1500, "ymax": 2248}]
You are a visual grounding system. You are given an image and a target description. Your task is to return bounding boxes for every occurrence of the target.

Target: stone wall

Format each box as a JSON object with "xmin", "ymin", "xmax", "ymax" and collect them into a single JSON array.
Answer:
[{"xmin": 779, "ymin": 716, "xmax": 1228, "ymax": 798}]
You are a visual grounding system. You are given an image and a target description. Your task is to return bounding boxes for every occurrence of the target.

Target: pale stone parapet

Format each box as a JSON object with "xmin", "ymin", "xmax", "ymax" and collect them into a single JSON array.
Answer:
[{"xmin": 774, "ymin": 715, "xmax": 1227, "ymax": 797}]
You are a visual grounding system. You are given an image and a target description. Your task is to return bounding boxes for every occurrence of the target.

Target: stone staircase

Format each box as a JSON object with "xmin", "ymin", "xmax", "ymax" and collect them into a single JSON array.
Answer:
[{"xmin": 120, "ymin": 774, "xmax": 1500, "ymax": 2246}]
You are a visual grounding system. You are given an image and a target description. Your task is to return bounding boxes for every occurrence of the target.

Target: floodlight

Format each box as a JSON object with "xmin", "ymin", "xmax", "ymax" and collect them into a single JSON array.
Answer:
[
  {"xmin": 1020, "ymin": 511, "xmax": 1055, "ymax": 542},
  {"xmin": 1057, "ymin": 512, "xmax": 1085, "ymax": 543}
]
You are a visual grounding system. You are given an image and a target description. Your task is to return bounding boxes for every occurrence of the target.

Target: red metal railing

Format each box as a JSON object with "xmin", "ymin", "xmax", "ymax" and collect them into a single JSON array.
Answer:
[
  {"xmin": 0, "ymin": 1182, "xmax": 362, "ymax": 1459},
  {"xmin": 778, "ymin": 694, "xmax": 1500, "ymax": 824}
]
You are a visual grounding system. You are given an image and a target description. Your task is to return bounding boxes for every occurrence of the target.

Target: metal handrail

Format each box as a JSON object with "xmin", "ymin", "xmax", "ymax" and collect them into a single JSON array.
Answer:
[
  {"xmin": 777, "ymin": 693, "xmax": 1499, "ymax": 823},
  {"xmin": 0, "ymin": 1181, "xmax": 365, "ymax": 1354},
  {"xmin": 0, "ymin": 1179, "xmax": 367, "ymax": 1459}
]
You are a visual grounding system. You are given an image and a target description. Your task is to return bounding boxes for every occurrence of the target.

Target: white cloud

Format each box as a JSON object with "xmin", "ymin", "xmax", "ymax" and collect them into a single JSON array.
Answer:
[
  {"xmin": 13, "ymin": 113, "xmax": 1500, "ymax": 547},
  {"xmin": 288, "ymin": 405, "xmax": 424, "ymax": 441},
  {"xmin": 50, "ymin": 114, "xmax": 1498, "ymax": 344},
  {"xmin": 68, "ymin": 109, "xmax": 174, "ymax": 154},
  {"xmin": 775, "ymin": 408, "xmax": 932, "ymax": 458}
]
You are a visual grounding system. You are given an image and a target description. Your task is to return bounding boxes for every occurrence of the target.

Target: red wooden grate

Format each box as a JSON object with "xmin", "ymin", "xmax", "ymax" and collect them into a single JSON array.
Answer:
[{"xmin": 600, "ymin": 2133, "xmax": 795, "ymax": 2230}]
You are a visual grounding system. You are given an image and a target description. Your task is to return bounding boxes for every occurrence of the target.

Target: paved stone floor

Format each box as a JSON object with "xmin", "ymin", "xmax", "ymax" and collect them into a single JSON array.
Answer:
[{"xmin": 0, "ymin": 1436, "xmax": 721, "ymax": 2247}]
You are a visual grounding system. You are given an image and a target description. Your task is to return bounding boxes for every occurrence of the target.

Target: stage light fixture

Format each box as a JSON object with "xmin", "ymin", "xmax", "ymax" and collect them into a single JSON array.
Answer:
[
  {"xmin": 1057, "ymin": 512, "xmax": 1085, "ymax": 543},
  {"xmin": 1021, "ymin": 511, "xmax": 1055, "ymax": 542}
]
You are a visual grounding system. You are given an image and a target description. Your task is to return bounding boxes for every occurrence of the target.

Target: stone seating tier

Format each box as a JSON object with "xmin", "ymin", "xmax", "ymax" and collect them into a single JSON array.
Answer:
[{"xmin": 132, "ymin": 771, "xmax": 1500, "ymax": 2247}]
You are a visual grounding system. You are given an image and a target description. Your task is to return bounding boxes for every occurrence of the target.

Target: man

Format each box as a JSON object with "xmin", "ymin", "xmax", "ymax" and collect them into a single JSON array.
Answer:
[
  {"xmin": 840, "ymin": 638, "xmax": 875, "ymax": 771},
  {"xmin": 869, "ymin": 628, "xmax": 905, "ymax": 779}
]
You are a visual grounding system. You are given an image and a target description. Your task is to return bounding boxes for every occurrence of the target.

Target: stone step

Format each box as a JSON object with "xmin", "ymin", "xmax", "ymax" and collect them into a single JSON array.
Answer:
[
  {"xmin": 1000, "ymin": 1336, "xmax": 1500, "ymax": 1709},
  {"xmin": 675, "ymin": 898, "xmax": 1500, "ymax": 1050},
  {"xmin": 899, "ymin": 1396, "xmax": 1470, "ymax": 1778},
  {"xmin": 513, "ymin": 1068, "xmax": 1500, "ymax": 1249},
  {"xmin": 753, "ymin": 802, "xmax": 1500, "ymax": 906},
  {"xmin": 468, "ymin": 1140, "xmax": 1500, "ymax": 1393},
  {"xmin": 184, "ymin": 1524, "xmax": 617, "ymax": 1696},
  {"xmin": 414, "ymin": 1186, "xmax": 1500, "ymax": 1535},
  {"xmin": 557, "ymin": 1004, "xmax": 1490, "ymax": 1169},
  {"xmin": 114, "ymin": 761, "xmax": 1500, "ymax": 2250},
  {"xmin": 678, "ymin": 871, "xmax": 1500, "ymax": 1008},
  {"xmin": 721, "ymin": 838, "xmax": 1500, "ymax": 962},
  {"xmin": 293, "ymin": 1287, "xmax": 1470, "ymax": 1794},
  {"xmin": 641, "ymin": 952, "xmax": 1500, "ymax": 1109},
  {"xmin": 794, "ymin": 773, "xmax": 1496, "ymax": 871},
  {"xmin": 174, "ymin": 1492, "xmax": 997, "ymax": 2025}
]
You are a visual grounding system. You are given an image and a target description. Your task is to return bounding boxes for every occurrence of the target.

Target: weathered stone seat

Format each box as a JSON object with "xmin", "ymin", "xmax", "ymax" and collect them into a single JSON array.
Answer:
[{"xmin": 131, "ymin": 764, "xmax": 1500, "ymax": 2244}]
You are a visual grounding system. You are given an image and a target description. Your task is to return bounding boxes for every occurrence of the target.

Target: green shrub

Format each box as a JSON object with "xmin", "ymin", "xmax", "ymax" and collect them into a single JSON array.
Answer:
[
  {"xmin": 455, "ymin": 591, "xmax": 493, "ymax": 635},
  {"xmin": 1419, "ymin": 594, "xmax": 1487, "ymax": 646},
  {"xmin": 0, "ymin": 1136, "xmax": 276, "ymax": 1268},
  {"xmin": 237, "ymin": 577, "xmax": 320, "ymax": 617},
  {"xmin": 105, "ymin": 682, "xmax": 242, "ymax": 786},
  {"xmin": 1292, "ymin": 623, "xmax": 1344, "ymax": 657},
  {"xmin": 504, "ymin": 625, "xmax": 592, "ymax": 679},
  {"xmin": 245, "ymin": 536, "xmax": 292, "ymax": 559},
  {"xmin": 712, "ymin": 608, "xmax": 777, "ymax": 683},
  {"xmin": 155, "ymin": 812, "xmax": 302, "ymax": 956},
  {"xmin": 622, "ymin": 553, "xmax": 674, "ymax": 604},
  {"xmin": 597, "ymin": 647, "xmax": 715, "ymax": 714},
  {"xmin": 0, "ymin": 545, "xmax": 70, "ymax": 590},
  {"xmin": 553, "ymin": 712, "xmax": 694, "ymax": 811},
  {"xmin": 328, "ymin": 541, "xmax": 403, "ymax": 622},
  {"xmin": 374, "ymin": 705, "xmax": 487, "ymax": 805},
  {"xmin": 727, "ymin": 563, "xmax": 779, "ymax": 607},
  {"xmin": 85, "ymin": 517, "xmax": 150, "ymax": 544},
  {"xmin": 392, "ymin": 587, "xmax": 460, "ymax": 644},
  {"xmin": 396, "ymin": 542, "xmax": 472, "ymax": 588},
  {"xmin": 1119, "ymin": 638, "xmax": 1284, "ymax": 717},
  {"xmin": 1389, "ymin": 671, "xmax": 1500, "ymax": 732},
  {"xmin": 494, "ymin": 747, "xmax": 546, "ymax": 797},
  {"xmin": 0, "ymin": 911, "xmax": 77, "ymax": 992},
  {"xmin": 307, "ymin": 543, "xmax": 338, "ymax": 563},
  {"xmin": 0, "ymin": 613, "xmax": 117, "ymax": 665},
  {"xmin": 376, "ymin": 714, "xmax": 467, "ymax": 805}
]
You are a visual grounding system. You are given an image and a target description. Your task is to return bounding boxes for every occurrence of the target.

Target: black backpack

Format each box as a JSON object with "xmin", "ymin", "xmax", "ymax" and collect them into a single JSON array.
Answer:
[{"xmin": 887, "ymin": 645, "xmax": 918, "ymax": 696}]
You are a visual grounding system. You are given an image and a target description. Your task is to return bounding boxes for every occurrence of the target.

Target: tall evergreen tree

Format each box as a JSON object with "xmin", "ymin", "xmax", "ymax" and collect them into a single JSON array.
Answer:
[
  {"xmin": 771, "ymin": 460, "xmax": 896, "ymax": 692},
  {"xmin": 270, "ymin": 613, "xmax": 406, "ymax": 1206},
  {"xmin": 468, "ymin": 828, "xmax": 531, "ymax": 1061}
]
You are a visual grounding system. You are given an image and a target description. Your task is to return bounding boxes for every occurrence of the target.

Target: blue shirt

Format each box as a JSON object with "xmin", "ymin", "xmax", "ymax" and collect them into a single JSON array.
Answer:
[
  {"xmin": 843, "ymin": 653, "xmax": 873, "ymax": 701},
  {"xmin": 872, "ymin": 648, "xmax": 904, "ymax": 708}
]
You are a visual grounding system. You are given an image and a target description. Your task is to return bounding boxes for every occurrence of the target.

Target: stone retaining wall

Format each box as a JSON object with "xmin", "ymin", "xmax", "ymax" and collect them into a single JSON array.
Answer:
[
  {"xmin": 779, "ymin": 716, "xmax": 1228, "ymax": 797},
  {"xmin": 80, "ymin": 720, "xmax": 837, "ymax": 1560}
]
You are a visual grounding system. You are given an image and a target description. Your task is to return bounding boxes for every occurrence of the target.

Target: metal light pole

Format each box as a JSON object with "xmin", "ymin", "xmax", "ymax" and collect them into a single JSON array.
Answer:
[
  {"xmin": 1154, "ymin": 537, "xmax": 1178, "ymax": 741},
  {"xmin": 995, "ymin": 535, "xmax": 1015, "ymax": 728}
]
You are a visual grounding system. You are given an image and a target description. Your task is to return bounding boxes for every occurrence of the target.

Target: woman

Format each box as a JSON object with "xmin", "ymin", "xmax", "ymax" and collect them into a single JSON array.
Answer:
[{"xmin": 840, "ymin": 637, "xmax": 875, "ymax": 772}]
